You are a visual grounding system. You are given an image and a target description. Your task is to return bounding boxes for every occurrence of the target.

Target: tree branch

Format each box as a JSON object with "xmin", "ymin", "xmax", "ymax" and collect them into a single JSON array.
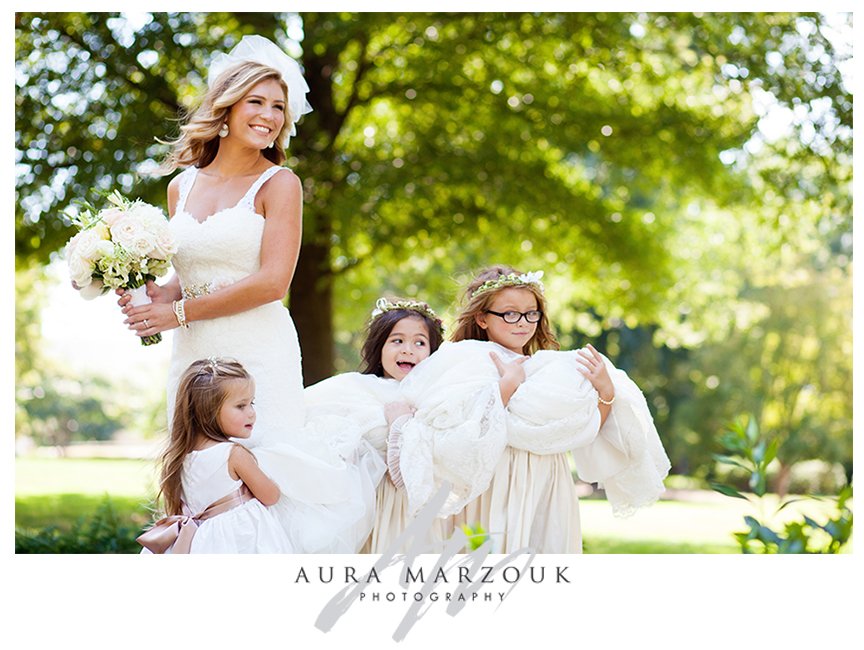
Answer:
[
  {"xmin": 324, "ymin": 33, "xmax": 373, "ymax": 155},
  {"xmin": 60, "ymin": 22, "xmax": 180, "ymax": 114}
]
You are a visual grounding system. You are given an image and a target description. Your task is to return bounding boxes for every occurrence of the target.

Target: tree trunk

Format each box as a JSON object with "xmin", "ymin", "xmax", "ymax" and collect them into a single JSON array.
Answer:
[
  {"xmin": 290, "ymin": 239, "xmax": 334, "ymax": 386},
  {"xmin": 775, "ymin": 462, "xmax": 793, "ymax": 500}
]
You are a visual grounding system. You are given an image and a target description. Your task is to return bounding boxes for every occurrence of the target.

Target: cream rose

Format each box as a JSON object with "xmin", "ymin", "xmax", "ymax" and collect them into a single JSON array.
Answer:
[
  {"xmin": 100, "ymin": 208, "xmax": 124, "ymax": 227},
  {"xmin": 68, "ymin": 253, "xmax": 94, "ymax": 287},
  {"xmin": 73, "ymin": 229, "xmax": 108, "ymax": 263}
]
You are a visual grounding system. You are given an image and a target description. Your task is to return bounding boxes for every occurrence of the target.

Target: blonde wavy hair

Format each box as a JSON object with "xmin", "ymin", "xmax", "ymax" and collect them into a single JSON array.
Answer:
[
  {"xmin": 158, "ymin": 358, "xmax": 252, "ymax": 516},
  {"xmin": 450, "ymin": 265, "xmax": 560, "ymax": 354},
  {"xmin": 157, "ymin": 61, "xmax": 290, "ymax": 175}
]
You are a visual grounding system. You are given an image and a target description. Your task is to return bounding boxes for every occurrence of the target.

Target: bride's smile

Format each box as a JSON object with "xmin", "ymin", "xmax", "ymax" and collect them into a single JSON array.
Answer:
[{"xmin": 224, "ymin": 78, "xmax": 286, "ymax": 150}]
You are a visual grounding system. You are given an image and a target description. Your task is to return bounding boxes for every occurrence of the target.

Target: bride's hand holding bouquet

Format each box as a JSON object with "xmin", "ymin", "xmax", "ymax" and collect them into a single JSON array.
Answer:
[{"xmin": 65, "ymin": 190, "xmax": 177, "ymax": 346}]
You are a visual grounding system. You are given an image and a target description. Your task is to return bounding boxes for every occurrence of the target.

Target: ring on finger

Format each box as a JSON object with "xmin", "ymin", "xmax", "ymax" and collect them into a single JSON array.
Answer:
[{"xmin": 143, "ymin": 319, "xmax": 149, "ymax": 328}]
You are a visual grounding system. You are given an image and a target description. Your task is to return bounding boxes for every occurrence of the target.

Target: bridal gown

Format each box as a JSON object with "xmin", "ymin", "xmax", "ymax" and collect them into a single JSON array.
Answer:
[{"xmin": 167, "ymin": 165, "xmax": 304, "ymax": 443}]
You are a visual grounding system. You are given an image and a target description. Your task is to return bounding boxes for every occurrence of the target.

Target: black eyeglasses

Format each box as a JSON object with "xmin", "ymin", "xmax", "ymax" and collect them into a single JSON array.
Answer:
[{"xmin": 485, "ymin": 309, "xmax": 543, "ymax": 324}]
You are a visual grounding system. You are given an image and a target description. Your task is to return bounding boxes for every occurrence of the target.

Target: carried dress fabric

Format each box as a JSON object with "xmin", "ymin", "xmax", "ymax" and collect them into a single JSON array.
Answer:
[
  {"xmin": 303, "ymin": 372, "xmax": 450, "ymax": 554},
  {"xmin": 164, "ymin": 166, "xmax": 383, "ymax": 552},
  {"xmin": 394, "ymin": 340, "xmax": 671, "ymax": 554},
  {"xmin": 393, "ymin": 340, "xmax": 511, "ymax": 519}
]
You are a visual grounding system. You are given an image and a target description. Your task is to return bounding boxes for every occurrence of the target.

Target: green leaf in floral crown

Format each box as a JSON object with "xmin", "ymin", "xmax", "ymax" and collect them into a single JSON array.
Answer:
[
  {"xmin": 743, "ymin": 515, "xmax": 760, "ymax": 527},
  {"xmin": 718, "ymin": 431, "xmax": 747, "ymax": 455},
  {"xmin": 752, "ymin": 440, "xmax": 767, "ymax": 465},
  {"xmin": 801, "ymin": 515, "xmax": 823, "ymax": 531}
]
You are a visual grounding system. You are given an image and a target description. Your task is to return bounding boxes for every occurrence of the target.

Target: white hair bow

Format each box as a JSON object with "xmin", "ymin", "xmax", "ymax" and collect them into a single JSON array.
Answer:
[{"xmin": 207, "ymin": 35, "xmax": 313, "ymax": 147}]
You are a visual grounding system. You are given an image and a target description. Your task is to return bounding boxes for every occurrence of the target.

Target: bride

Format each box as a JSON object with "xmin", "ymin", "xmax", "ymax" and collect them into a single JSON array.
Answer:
[
  {"xmin": 120, "ymin": 36, "xmax": 382, "ymax": 552},
  {"xmin": 121, "ymin": 35, "xmax": 310, "ymax": 443}
]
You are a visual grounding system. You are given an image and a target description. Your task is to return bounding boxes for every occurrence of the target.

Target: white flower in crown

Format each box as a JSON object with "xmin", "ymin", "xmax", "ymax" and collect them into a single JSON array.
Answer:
[
  {"xmin": 520, "ymin": 270, "xmax": 545, "ymax": 289},
  {"xmin": 471, "ymin": 270, "xmax": 545, "ymax": 298}
]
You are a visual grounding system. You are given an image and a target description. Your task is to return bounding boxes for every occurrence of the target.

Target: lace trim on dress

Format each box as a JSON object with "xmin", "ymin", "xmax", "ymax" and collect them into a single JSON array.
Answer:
[
  {"xmin": 385, "ymin": 414, "xmax": 411, "ymax": 489},
  {"xmin": 237, "ymin": 166, "xmax": 284, "ymax": 211},
  {"xmin": 175, "ymin": 167, "xmax": 199, "ymax": 215},
  {"xmin": 398, "ymin": 383, "xmax": 507, "ymax": 518},
  {"xmin": 175, "ymin": 165, "xmax": 286, "ymax": 218}
]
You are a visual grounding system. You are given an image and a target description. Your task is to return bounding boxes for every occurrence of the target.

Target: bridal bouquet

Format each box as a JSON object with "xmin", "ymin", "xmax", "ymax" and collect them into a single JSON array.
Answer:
[{"xmin": 65, "ymin": 190, "xmax": 176, "ymax": 346}]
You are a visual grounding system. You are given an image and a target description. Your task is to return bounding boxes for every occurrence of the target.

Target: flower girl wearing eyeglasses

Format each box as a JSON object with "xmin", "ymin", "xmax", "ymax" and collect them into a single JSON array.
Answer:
[{"xmin": 392, "ymin": 265, "xmax": 670, "ymax": 553}]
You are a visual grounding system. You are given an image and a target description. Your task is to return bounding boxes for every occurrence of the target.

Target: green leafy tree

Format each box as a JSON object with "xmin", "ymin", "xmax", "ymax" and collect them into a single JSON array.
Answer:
[
  {"xmin": 16, "ymin": 12, "xmax": 851, "ymax": 384},
  {"xmin": 19, "ymin": 375, "xmax": 126, "ymax": 450}
]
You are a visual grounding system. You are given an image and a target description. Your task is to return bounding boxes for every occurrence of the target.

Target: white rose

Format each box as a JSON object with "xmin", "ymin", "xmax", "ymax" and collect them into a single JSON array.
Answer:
[
  {"xmin": 129, "ymin": 204, "xmax": 168, "ymax": 231},
  {"xmin": 95, "ymin": 240, "xmax": 115, "ymax": 258},
  {"xmin": 65, "ymin": 232, "xmax": 82, "ymax": 258},
  {"xmin": 150, "ymin": 229, "xmax": 177, "ymax": 260},
  {"xmin": 68, "ymin": 253, "xmax": 94, "ymax": 287},
  {"xmin": 73, "ymin": 229, "xmax": 107, "ymax": 263},
  {"xmin": 100, "ymin": 208, "xmax": 125, "ymax": 227},
  {"xmin": 131, "ymin": 234, "xmax": 157, "ymax": 257},
  {"xmin": 110, "ymin": 216, "xmax": 142, "ymax": 251}
]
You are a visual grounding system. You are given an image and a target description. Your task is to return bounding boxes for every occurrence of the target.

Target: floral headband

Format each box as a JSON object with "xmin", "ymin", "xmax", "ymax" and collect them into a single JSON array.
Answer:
[
  {"xmin": 470, "ymin": 271, "xmax": 545, "ymax": 299},
  {"xmin": 370, "ymin": 297, "xmax": 445, "ymax": 334}
]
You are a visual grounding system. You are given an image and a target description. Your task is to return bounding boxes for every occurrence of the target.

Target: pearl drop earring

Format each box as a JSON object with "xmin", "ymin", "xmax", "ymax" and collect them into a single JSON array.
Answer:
[
  {"xmin": 219, "ymin": 123, "xmax": 229, "ymax": 138},
  {"xmin": 267, "ymin": 141, "xmax": 275, "ymax": 149}
]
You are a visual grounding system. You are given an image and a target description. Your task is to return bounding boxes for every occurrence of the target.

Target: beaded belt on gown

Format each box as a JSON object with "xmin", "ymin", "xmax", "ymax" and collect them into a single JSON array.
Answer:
[{"xmin": 181, "ymin": 282, "xmax": 215, "ymax": 300}]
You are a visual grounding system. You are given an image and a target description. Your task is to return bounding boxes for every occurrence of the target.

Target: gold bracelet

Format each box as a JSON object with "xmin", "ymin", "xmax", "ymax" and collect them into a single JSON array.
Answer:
[
  {"xmin": 172, "ymin": 299, "xmax": 190, "ymax": 329},
  {"xmin": 598, "ymin": 393, "xmax": 615, "ymax": 406}
]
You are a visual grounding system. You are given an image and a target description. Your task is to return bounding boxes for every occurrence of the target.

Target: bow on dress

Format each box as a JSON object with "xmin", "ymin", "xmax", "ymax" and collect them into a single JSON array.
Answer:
[{"xmin": 137, "ymin": 485, "xmax": 253, "ymax": 554}]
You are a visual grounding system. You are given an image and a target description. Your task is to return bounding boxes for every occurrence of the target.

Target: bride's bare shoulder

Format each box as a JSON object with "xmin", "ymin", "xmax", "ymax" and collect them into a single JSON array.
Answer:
[{"xmin": 261, "ymin": 167, "xmax": 302, "ymax": 201}]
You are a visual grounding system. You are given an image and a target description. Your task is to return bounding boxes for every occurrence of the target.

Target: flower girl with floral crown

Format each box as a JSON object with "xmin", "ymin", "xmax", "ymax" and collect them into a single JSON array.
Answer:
[
  {"xmin": 302, "ymin": 297, "xmax": 450, "ymax": 553},
  {"xmin": 392, "ymin": 265, "xmax": 670, "ymax": 553}
]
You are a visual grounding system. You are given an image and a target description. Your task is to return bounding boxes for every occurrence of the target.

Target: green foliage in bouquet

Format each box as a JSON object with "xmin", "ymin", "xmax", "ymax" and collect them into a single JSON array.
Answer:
[
  {"xmin": 711, "ymin": 415, "xmax": 852, "ymax": 554},
  {"xmin": 15, "ymin": 497, "xmax": 141, "ymax": 554}
]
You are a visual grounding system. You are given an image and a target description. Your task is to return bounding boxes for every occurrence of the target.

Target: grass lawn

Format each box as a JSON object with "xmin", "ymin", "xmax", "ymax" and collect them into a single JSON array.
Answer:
[
  {"xmin": 15, "ymin": 456, "xmax": 849, "ymax": 554},
  {"xmin": 581, "ymin": 499, "xmax": 742, "ymax": 553},
  {"xmin": 16, "ymin": 457, "xmax": 157, "ymax": 497}
]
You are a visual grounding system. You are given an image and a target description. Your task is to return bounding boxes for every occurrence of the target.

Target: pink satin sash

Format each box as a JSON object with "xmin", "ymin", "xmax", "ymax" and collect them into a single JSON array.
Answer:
[{"xmin": 137, "ymin": 485, "xmax": 253, "ymax": 554}]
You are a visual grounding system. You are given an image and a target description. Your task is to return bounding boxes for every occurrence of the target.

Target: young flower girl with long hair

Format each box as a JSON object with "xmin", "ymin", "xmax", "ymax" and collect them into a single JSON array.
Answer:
[
  {"xmin": 138, "ymin": 357, "xmax": 290, "ymax": 553},
  {"xmin": 393, "ymin": 265, "xmax": 670, "ymax": 553}
]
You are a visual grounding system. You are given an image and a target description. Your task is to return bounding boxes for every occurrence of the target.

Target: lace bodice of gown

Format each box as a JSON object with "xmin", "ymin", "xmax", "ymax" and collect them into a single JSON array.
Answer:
[
  {"xmin": 171, "ymin": 166, "xmax": 280, "ymax": 293},
  {"xmin": 165, "ymin": 165, "xmax": 305, "ymax": 447}
]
